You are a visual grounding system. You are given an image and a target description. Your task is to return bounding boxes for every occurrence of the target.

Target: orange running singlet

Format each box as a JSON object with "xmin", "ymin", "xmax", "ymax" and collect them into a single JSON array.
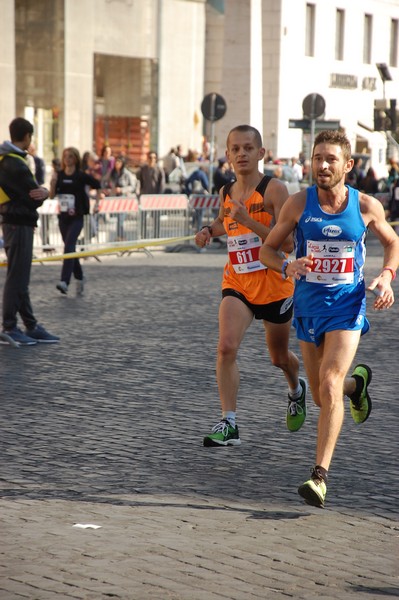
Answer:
[{"xmin": 221, "ymin": 177, "xmax": 294, "ymax": 304}]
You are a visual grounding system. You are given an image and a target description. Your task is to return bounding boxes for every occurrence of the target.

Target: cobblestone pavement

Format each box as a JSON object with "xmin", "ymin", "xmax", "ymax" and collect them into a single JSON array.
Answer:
[{"xmin": 0, "ymin": 237, "xmax": 398, "ymax": 599}]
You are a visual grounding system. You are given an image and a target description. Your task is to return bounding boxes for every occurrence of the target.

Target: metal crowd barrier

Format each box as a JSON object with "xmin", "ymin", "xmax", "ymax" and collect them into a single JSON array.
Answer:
[
  {"xmin": 34, "ymin": 197, "xmax": 138, "ymax": 253},
  {"xmin": 33, "ymin": 193, "xmax": 221, "ymax": 255},
  {"xmin": 139, "ymin": 194, "xmax": 189, "ymax": 239},
  {"xmin": 188, "ymin": 194, "xmax": 220, "ymax": 231}
]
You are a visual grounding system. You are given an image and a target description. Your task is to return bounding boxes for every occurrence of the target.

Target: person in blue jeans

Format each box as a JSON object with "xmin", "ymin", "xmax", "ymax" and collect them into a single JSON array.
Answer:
[
  {"xmin": 185, "ymin": 165, "xmax": 210, "ymax": 231},
  {"xmin": 50, "ymin": 147, "xmax": 101, "ymax": 296}
]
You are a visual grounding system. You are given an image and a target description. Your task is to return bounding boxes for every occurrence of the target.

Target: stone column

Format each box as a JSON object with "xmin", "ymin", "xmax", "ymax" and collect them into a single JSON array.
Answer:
[
  {"xmin": 63, "ymin": 0, "xmax": 95, "ymax": 152},
  {"xmin": 0, "ymin": 0, "xmax": 16, "ymax": 140},
  {"xmin": 218, "ymin": 0, "xmax": 263, "ymax": 151}
]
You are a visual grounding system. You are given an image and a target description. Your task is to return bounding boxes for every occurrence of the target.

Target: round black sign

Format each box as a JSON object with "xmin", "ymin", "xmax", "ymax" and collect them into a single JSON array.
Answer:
[
  {"xmin": 302, "ymin": 93, "xmax": 326, "ymax": 120},
  {"xmin": 201, "ymin": 93, "xmax": 227, "ymax": 122}
]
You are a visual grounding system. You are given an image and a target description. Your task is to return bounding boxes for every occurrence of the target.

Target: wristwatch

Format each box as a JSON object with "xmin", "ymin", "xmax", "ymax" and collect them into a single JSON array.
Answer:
[{"xmin": 282, "ymin": 259, "xmax": 292, "ymax": 279}]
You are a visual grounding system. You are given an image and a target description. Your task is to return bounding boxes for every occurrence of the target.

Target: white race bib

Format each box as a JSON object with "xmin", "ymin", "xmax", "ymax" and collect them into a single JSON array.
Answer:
[
  {"xmin": 306, "ymin": 239, "xmax": 355, "ymax": 284},
  {"xmin": 58, "ymin": 194, "xmax": 76, "ymax": 214},
  {"xmin": 228, "ymin": 233, "xmax": 266, "ymax": 274}
]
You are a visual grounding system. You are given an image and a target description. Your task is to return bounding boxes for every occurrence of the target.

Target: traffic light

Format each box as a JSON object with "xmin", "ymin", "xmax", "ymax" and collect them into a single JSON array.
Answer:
[{"xmin": 374, "ymin": 99, "xmax": 397, "ymax": 131}]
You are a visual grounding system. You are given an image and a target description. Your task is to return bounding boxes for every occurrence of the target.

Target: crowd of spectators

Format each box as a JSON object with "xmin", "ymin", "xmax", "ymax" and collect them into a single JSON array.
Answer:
[{"xmin": 23, "ymin": 140, "xmax": 399, "ymax": 235}]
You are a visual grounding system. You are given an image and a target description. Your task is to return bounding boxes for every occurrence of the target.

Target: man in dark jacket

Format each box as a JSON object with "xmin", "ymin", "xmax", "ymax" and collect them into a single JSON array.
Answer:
[{"xmin": 0, "ymin": 117, "xmax": 59, "ymax": 346}]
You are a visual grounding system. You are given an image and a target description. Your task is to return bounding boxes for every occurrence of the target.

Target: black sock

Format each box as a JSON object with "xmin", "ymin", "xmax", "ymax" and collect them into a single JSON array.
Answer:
[
  {"xmin": 313, "ymin": 465, "xmax": 328, "ymax": 484},
  {"xmin": 350, "ymin": 375, "xmax": 363, "ymax": 400}
]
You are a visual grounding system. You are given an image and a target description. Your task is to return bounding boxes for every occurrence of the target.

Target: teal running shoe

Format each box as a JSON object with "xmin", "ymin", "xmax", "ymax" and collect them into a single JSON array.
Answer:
[
  {"xmin": 298, "ymin": 467, "xmax": 327, "ymax": 508},
  {"xmin": 286, "ymin": 378, "xmax": 307, "ymax": 432},
  {"xmin": 203, "ymin": 419, "xmax": 241, "ymax": 447},
  {"xmin": 349, "ymin": 364, "xmax": 372, "ymax": 424}
]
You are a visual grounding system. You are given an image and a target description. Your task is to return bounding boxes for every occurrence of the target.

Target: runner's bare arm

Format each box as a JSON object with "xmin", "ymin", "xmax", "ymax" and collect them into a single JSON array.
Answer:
[
  {"xmin": 194, "ymin": 189, "xmax": 227, "ymax": 247},
  {"xmin": 259, "ymin": 192, "xmax": 311, "ymax": 277},
  {"xmin": 360, "ymin": 192, "xmax": 399, "ymax": 307},
  {"xmin": 267, "ymin": 178, "xmax": 294, "ymax": 253}
]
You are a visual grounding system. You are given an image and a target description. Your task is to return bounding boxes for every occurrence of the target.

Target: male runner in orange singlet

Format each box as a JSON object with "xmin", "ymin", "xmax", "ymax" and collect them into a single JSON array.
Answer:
[{"xmin": 195, "ymin": 125, "xmax": 306, "ymax": 446}]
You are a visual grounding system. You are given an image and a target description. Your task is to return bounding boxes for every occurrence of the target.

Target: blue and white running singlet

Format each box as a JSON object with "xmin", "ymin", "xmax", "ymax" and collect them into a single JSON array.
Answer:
[{"xmin": 293, "ymin": 185, "xmax": 367, "ymax": 318}]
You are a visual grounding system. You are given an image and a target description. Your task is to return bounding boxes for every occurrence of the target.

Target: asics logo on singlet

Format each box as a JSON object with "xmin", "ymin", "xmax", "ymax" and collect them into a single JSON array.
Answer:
[
  {"xmin": 305, "ymin": 216, "xmax": 322, "ymax": 223},
  {"xmin": 322, "ymin": 225, "xmax": 342, "ymax": 237}
]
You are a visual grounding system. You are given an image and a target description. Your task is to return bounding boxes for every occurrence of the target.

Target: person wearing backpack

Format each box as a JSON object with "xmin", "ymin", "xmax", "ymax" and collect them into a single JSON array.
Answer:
[{"xmin": 0, "ymin": 117, "xmax": 59, "ymax": 346}]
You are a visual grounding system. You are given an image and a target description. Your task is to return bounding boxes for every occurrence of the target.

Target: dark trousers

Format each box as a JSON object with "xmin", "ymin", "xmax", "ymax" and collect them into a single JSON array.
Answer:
[
  {"xmin": 2, "ymin": 223, "xmax": 36, "ymax": 331},
  {"xmin": 58, "ymin": 215, "xmax": 84, "ymax": 284}
]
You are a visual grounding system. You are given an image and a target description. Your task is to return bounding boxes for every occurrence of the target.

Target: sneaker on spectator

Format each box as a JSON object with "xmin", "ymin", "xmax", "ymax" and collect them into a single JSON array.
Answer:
[
  {"xmin": 25, "ymin": 324, "xmax": 60, "ymax": 343},
  {"xmin": 76, "ymin": 277, "xmax": 85, "ymax": 296},
  {"xmin": 56, "ymin": 281, "xmax": 68, "ymax": 295},
  {"xmin": 0, "ymin": 327, "xmax": 37, "ymax": 346}
]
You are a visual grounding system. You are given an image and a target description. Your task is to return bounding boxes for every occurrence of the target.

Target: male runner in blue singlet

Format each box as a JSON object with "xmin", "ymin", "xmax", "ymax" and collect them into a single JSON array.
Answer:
[{"xmin": 260, "ymin": 130, "xmax": 399, "ymax": 508}]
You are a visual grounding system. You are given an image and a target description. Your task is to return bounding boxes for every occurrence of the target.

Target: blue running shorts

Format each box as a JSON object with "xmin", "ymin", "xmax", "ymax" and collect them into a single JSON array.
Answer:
[{"xmin": 293, "ymin": 314, "xmax": 370, "ymax": 347}]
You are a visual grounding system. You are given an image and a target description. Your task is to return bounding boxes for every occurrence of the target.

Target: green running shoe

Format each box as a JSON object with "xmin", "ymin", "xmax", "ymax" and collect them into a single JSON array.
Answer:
[
  {"xmin": 298, "ymin": 468, "xmax": 327, "ymax": 508},
  {"xmin": 349, "ymin": 364, "xmax": 372, "ymax": 424},
  {"xmin": 203, "ymin": 419, "xmax": 241, "ymax": 447},
  {"xmin": 286, "ymin": 377, "xmax": 307, "ymax": 432}
]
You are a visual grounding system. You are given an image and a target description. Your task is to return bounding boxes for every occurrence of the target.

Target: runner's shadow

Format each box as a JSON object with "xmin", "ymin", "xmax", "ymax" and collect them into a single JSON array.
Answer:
[
  {"xmin": 349, "ymin": 584, "xmax": 399, "ymax": 597},
  {"xmin": 0, "ymin": 488, "xmax": 310, "ymax": 520}
]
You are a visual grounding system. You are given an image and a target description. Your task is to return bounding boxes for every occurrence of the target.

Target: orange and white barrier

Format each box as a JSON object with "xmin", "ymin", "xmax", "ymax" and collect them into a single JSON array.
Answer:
[
  {"xmin": 32, "ymin": 193, "xmax": 220, "ymax": 254},
  {"xmin": 98, "ymin": 197, "xmax": 139, "ymax": 213},
  {"xmin": 188, "ymin": 194, "xmax": 220, "ymax": 210},
  {"xmin": 139, "ymin": 194, "xmax": 188, "ymax": 210}
]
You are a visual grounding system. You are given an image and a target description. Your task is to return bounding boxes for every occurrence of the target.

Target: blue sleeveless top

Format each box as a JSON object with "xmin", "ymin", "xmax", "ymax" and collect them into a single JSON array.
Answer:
[{"xmin": 294, "ymin": 185, "xmax": 367, "ymax": 317}]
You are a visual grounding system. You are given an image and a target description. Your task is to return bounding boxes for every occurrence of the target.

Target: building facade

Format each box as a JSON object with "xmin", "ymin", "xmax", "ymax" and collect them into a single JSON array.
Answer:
[
  {"xmin": 212, "ymin": 0, "xmax": 399, "ymax": 177},
  {"xmin": 1, "ymin": 0, "xmax": 398, "ymax": 175},
  {"xmin": 1, "ymin": 0, "xmax": 206, "ymax": 166}
]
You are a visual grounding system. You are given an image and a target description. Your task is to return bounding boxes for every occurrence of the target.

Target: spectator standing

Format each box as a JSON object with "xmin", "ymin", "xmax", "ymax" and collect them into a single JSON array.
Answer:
[
  {"xmin": 108, "ymin": 156, "xmax": 138, "ymax": 239},
  {"xmin": 50, "ymin": 147, "xmax": 101, "ymax": 296},
  {"xmin": 361, "ymin": 167, "xmax": 379, "ymax": 195},
  {"xmin": 82, "ymin": 151, "xmax": 101, "ymax": 181},
  {"xmin": 291, "ymin": 157, "xmax": 303, "ymax": 182},
  {"xmin": 138, "ymin": 151, "xmax": 165, "ymax": 195},
  {"xmin": 175, "ymin": 145, "xmax": 187, "ymax": 180},
  {"xmin": 138, "ymin": 151, "xmax": 165, "ymax": 238},
  {"xmin": 213, "ymin": 158, "xmax": 236, "ymax": 193},
  {"xmin": 387, "ymin": 158, "xmax": 399, "ymax": 188},
  {"xmin": 185, "ymin": 165, "xmax": 210, "ymax": 231},
  {"xmin": 162, "ymin": 147, "xmax": 179, "ymax": 181},
  {"xmin": 0, "ymin": 117, "xmax": 59, "ymax": 346},
  {"xmin": 99, "ymin": 145, "xmax": 115, "ymax": 190},
  {"xmin": 265, "ymin": 149, "xmax": 274, "ymax": 163},
  {"xmin": 346, "ymin": 157, "xmax": 365, "ymax": 189},
  {"xmin": 52, "ymin": 157, "xmax": 61, "ymax": 174},
  {"xmin": 302, "ymin": 159, "xmax": 311, "ymax": 182},
  {"xmin": 28, "ymin": 143, "xmax": 45, "ymax": 185}
]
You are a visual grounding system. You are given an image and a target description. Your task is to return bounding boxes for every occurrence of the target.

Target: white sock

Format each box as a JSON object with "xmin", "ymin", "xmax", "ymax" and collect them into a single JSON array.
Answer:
[
  {"xmin": 223, "ymin": 411, "xmax": 236, "ymax": 427},
  {"xmin": 289, "ymin": 383, "xmax": 302, "ymax": 400}
]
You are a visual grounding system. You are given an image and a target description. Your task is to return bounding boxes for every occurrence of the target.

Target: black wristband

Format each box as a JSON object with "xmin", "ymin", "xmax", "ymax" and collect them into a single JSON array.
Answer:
[{"xmin": 200, "ymin": 225, "xmax": 213, "ymax": 236}]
